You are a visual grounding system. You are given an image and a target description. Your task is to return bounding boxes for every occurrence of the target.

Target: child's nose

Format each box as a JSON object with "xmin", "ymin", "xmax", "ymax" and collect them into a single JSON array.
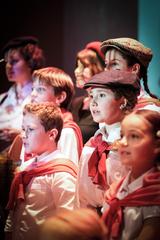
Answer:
[
  {"xmin": 31, "ymin": 89, "xmax": 37, "ymax": 98},
  {"xmin": 90, "ymin": 98, "xmax": 98, "ymax": 107},
  {"xmin": 119, "ymin": 136, "xmax": 128, "ymax": 146}
]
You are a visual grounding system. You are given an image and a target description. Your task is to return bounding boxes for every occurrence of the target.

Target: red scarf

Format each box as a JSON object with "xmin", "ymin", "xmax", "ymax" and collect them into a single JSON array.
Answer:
[
  {"xmin": 6, "ymin": 158, "xmax": 77, "ymax": 210},
  {"xmin": 86, "ymin": 134, "xmax": 111, "ymax": 189},
  {"xmin": 102, "ymin": 170, "xmax": 160, "ymax": 239},
  {"xmin": 63, "ymin": 120, "xmax": 83, "ymax": 158},
  {"xmin": 135, "ymin": 97, "xmax": 160, "ymax": 110}
]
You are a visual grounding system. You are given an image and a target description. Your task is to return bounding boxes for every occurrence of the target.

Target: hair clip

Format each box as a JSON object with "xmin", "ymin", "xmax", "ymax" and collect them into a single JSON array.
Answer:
[{"xmin": 156, "ymin": 130, "xmax": 160, "ymax": 138}]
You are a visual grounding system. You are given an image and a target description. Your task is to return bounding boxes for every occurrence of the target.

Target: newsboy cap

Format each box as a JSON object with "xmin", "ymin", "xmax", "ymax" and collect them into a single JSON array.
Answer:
[
  {"xmin": 84, "ymin": 70, "xmax": 140, "ymax": 90},
  {"xmin": 85, "ymin": 41, "xmax": 105, "ymax": 61},
  {"xmin": 101, "ymin": 37, "xmax": 152, "ymax": 68},
  {"xmin": 2, "ymin": 36, "xmax": 39, "ymax": 55}
]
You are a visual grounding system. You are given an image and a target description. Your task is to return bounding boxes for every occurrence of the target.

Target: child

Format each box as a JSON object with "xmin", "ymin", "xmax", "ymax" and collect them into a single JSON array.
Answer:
[
  {"xmin": 100, "ymin": 37, "xmax": 160, "ymax": 111},
  {"xmin": 77, "ymin": 70, "xmax": 140, "ymax": 209},
  {"xmin": 102, "ymin": 109, "xmax": 160, "ymax": 240},
  {"xmin": 9, "ymin": 67, "xmax": 83, "ymax": 166},
  {"xmin": 5, "ymin": 102, "xmax": 77, "ymax": 240}
]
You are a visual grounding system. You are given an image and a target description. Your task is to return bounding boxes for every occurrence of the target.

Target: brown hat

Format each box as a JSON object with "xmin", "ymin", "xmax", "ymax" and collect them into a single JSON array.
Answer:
[
  {"xmin": 2, "ymin": 36, "xmax": 39, "ymax": 55},
  {"xmin": 85, "ymin": 41, "xmax": 105, "ymax": 62},
  {"xmin": 84, "ymin": 70, "xmax": 140, "ymax": 90},
  {"xmin": 101, "ymin": 37, "xmax": 153, "ymax": 68}
]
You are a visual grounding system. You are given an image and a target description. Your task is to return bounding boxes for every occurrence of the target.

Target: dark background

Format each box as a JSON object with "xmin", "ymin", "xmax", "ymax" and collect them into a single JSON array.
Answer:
[{"xmin": 0, "ymin": 0, "xmax": 137, "ymax": 96}]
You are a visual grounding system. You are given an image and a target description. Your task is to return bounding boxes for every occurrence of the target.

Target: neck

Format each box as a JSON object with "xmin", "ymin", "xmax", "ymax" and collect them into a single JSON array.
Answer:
[{"xmin": 130, "ymin": 165, "xmax": 153, "ymax": 182}]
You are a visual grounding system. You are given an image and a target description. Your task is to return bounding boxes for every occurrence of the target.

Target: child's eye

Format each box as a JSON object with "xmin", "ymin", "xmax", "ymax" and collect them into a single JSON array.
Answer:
[
  {"xmin": 130, "ymin": 133, "xmax": 140, "ymax": 139},
  {"xmin": 120, "ymin": 133, "xmax": 124, "ymax": 139},
  {"xmin": 37, "ymin": 87, "xmax": 45, "ymax": 93},
  {"xmin": 27, "ymin": 127, "xmax": 34, "ymax": 132},
  {"xmin": 99, "ymin": 93, "xmax": 106, "ymax": 98},
  {"xmin": 88, "ymin": 93, "xmax": 93, "ymax": 99}
]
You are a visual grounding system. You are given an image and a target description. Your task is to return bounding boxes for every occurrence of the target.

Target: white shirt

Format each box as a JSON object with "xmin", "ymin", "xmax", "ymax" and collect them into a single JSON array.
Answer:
[
  {"xmin": 138, "ymin": 88, "xmax": 160, "ymax": 112},
  {"xmin": 0, "ymin": 83, "xmax": 32, "ymax": 130},
  {"xmin": 5, "ymin": 150, "xmax": 76, "ymax": 240},
  {"xmin": 76, "ymin": 122, "xmax": 128, "ymax": 209},
  {"xmin": 105, "ymin": 168, "xmax": 160, "ymax": 240},
  {"xmin": 58, "ymin": 127, "xmax": 79, "ymax": 166}
]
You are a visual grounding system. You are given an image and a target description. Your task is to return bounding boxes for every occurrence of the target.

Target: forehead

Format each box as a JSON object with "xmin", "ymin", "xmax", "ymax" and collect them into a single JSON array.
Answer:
[
  {"xmin": 33, "ymin": 78, "xmax": 50, "ymax": 87},
  {"xmin": 23, "ymin": 112, "xmax": 43, "ymax": 127},
  {"xmin": 89, "ymin": 87, "xmax": 114, "ymax": 95},
  {"xmin": 105, "ymin": 48, "xmax": 125, "ymax": 60},
  {"xmin": 5, "ymin": 49, "xmax": 21, "ymax": 59},
  {"xmin": 122, "ymin": 114, "xmax": 152, "ymax": 133}
]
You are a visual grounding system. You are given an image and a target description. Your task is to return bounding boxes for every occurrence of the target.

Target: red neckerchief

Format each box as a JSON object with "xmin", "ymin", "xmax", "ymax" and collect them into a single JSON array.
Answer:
[
  {"xmin": 86, "ymin": 134, "xmax": 111, "ymax": 189},
  {"xmin": 6, "ymin": 158, "xmax": 77, "ymax": 210},
  {"xmin": 62, "ymin": 109, "xmax": 83, "ymax": 158},
  {"xmin": 134, "ymin": 97, "xmax": 160, "ymax": 110},
  {"xmin": 102, "ymin": 170, "xmax": 160, "ymax": 239}
]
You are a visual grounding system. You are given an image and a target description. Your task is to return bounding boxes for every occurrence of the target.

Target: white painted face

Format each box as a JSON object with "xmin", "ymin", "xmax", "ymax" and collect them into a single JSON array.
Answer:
[{"xmin": 105, "ymin": 48, "xmax": 133, "ymax": 71}]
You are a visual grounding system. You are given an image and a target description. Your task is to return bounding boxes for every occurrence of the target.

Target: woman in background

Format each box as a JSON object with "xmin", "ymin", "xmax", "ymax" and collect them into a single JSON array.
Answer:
[
  {"xmin": 0, "ymin": 36, "xmax": 45, "ymax": 152},
  {"xmin": 72, "ymin": 41, "xmax": 105, "ymax": 143}
]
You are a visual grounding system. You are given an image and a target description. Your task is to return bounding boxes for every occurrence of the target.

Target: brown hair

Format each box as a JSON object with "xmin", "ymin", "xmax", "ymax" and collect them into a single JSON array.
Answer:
[
  {"xmin": 103, "ymin": 82, "xmax": 140, "ymax": 112},
  {"xmin": 32, "ymin": 67, "xmax": 74, "ymax": 109},
  {"xmin": 40, "ymin": 208, "xmax": 108, "ymax": 240},
  {"xmin": 5, "ymin": 43, "xmax": 45, "ymax": 73},
  {"xmin": 107, "ymin": 46, "xmax": 156, "ymax": 98},
  {"xmin": 23, "ymin": 102, "xmax": 63, "ymax": 142},
  {"xmin": 132, "ymin": 109, "xmax": 160, "ymax": 163},
  {"xmin": 76, "ymin": 49, "xmax": 105, "ymax": 76}
]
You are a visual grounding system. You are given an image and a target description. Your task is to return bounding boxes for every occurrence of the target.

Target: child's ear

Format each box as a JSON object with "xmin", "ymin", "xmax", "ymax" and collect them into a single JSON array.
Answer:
[
  {"xmin": 55, "ymin": 91, "xmax": 67, "ymax": 106},
  {"xmin": 48, "ymin": 128, "xmax": 58, "ymax": 141},
  {"xmin": 131, "ymin": 63, "xmax": 140, "ymax": 75}
]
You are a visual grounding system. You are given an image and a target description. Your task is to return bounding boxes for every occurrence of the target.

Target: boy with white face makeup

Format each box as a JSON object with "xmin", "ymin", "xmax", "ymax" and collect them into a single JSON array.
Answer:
[
  {"xmin": 100, "ymin": 37, "xmax": 160, "ymax": 112},
  {"xmin": 76, "ymin": 70, "xmax": 140, "ymax": 210}
]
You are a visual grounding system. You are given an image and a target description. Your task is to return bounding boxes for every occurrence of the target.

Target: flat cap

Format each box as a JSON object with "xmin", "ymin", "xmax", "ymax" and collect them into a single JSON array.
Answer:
[
  {"xmin": 84, "ymin": 70, "xmax": 140, "ymax": 90},
  {"xmin": 101, "ymin": 37, "xmax": 152, "ymax": 68},
  {"xmin": 2, "ymin": 36, "xmax": 39, "ymax": 55},
  {"xmin": 85, "ymin": 41, "xmax": 105, "ymax": 61}
]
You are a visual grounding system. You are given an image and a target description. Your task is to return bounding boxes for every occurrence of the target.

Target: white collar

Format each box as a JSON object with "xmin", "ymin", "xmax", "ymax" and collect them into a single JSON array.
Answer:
[
  {"xmin": 96, "ymin": 122, "xmax": 121, "ymax": 143},
  {"xmin": 117, "ymin": 168, "xmax": 155, "ymax": 198}
]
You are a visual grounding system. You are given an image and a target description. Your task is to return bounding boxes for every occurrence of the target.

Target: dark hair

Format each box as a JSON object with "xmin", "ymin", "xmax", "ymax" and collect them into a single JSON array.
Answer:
[
  {"xmin": 133, "ymin": 109, "xmax": 160, "ymax": 163},
  {"xmin": 105, "ymin": 82, "xmax": 140, "ymax": 111},
  {"xmin": 115, "ymin": 48, "xmax": 157, "ymax": 99},
  {"xmin": 5, "ymin": 43, "xmax": 45, "ymax": 73}
]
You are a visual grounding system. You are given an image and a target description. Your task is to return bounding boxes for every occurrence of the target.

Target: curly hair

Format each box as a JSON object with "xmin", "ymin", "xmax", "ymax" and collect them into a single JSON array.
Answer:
[
  {"xmin": 23, "ymin": 102, "xmax": 63, "ymax": 142},
  {"xmin": 18, "ymin": 43, "xmax": 45, "ymax": 72}
]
